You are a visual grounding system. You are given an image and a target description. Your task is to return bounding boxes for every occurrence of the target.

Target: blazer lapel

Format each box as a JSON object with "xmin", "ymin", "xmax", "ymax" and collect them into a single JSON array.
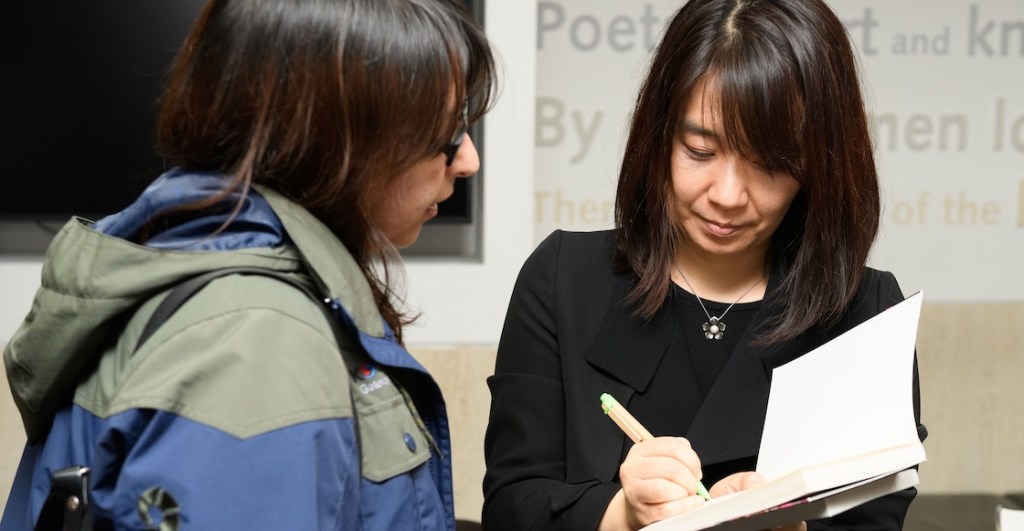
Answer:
[
  {"xmin": 583, "ymin": 282, "xmax": 675, "ymax": 394},
  {"xmin": 574, "ymin": 277, "xmax": 675, "ymax": 481}
]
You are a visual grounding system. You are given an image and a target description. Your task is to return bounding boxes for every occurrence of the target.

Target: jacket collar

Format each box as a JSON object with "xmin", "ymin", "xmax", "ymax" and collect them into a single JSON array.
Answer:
[{"xmin": 255, "ymin": 184, "xmax": 384, "ymax": 338}]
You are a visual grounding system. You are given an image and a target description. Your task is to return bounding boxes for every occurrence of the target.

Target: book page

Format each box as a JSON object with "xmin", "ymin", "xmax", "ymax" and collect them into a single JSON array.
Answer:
[
  {"xmin": 756, "ymin": 292, "xmax": 924, "ymax": 481},
  {"xmin": 999, "ymin": 506, "xmax": 1024, "ymax": 531}
]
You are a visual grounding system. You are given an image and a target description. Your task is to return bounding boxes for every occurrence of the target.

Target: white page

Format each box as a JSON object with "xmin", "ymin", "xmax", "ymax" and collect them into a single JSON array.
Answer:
[
  {"xmin": 999, "ymin": 506, "xmax": 1024, "ymax": 531},
  {"xmin": 756, "ymin": 292, "xmax": 923, "ymax": 481}
]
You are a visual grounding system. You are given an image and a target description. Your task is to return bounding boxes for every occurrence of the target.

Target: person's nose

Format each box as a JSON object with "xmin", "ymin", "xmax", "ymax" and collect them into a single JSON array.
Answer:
[
  {"xmin": 706, "ymin": 156, "xmax": 749, "ymax": 209},
  {"xmin": 448, "ymin": 134, "xmax": 480, "ymax": 179}
]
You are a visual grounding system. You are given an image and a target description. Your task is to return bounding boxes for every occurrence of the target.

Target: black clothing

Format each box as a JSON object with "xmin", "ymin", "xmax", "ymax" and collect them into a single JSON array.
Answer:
[{"xmin": 483, "ymin": 230, "xmax": 924, "ymax": 531}]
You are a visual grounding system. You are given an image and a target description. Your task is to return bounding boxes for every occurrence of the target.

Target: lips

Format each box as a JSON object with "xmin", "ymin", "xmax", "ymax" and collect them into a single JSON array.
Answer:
[
  {"xmin": 703, "ymin": 218, "xmax": 738, "ymax": 237},
  {"xmin": 429, "ymin": 189, "xmax": 453, "ymax": 215}
]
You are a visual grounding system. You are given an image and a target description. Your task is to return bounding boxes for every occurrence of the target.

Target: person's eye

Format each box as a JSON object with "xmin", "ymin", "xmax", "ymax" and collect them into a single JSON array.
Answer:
[{"xmin": 684, "ymin": 144, "xmax": 714, "ymax": 160}]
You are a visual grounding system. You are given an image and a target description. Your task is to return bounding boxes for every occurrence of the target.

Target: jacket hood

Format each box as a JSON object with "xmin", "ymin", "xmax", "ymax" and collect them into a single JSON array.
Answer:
[{"xmin": 4, "ymin": 214, "xmax": 303, "ymax": 444}]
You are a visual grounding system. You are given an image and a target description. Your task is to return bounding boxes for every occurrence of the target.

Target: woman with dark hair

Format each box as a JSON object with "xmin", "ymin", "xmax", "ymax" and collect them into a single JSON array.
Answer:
[
  {"xmin": 483, "ymin": 0, "xmax": 922, "ymax": 529},
  {"xmin": 2, "ymin": 0, "xmax": 495, "ymax": 529}
]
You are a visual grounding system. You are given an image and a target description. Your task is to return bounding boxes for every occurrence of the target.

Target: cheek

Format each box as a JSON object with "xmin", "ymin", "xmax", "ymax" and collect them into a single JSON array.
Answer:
[
  {"xmin": 669, "ymin": 154, "xmax": 695, "ymax": 201},
  {"xmin": 766, "ymin": 179, "xmax": 802, "ymax": 220},
  {"xmin": 369, "ymin": 164, "xmax": 446, "ymax": 229},
  {"xmin": 365, "ymin": 179, "xmax": 408, "ymax": 229}
]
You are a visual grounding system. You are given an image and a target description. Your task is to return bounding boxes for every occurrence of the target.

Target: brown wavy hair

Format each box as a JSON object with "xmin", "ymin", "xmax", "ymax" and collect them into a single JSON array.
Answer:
[
  {"xmin": 614, "ymin": 0, "xmax": 879, "ymax": 344},
  {"xmin": 156, "ymin": 0, "xmax": 497, "ymax": 343}
]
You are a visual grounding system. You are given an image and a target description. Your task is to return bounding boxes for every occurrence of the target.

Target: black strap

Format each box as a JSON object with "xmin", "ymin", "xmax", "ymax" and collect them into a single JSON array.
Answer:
[
  {"xmin": 34, "ymin": 466, "xmax": 93, "ymax": 531},
  {"xmin": 135, "ymin": 266, "xmax": 325, "ymax": 354}
]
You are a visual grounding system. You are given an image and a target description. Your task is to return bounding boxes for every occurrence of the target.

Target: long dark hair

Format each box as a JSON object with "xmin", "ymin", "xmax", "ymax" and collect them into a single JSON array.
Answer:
[
  {"xmin": 615, "ymin": 0, "xmax": 878, "ymax": 344},
  {"xmin": 156, "ymin": 0, "xmax": 497, "ymax": 342}
]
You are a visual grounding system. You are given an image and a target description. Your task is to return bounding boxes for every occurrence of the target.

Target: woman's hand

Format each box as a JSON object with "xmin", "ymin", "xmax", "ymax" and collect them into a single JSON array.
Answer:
[
  {"xmin": 709, "ymin": 471, "xmax": 766, "ymax": 497},
  {"xmin": 599, "ymin": 463, "xmax": 808, "ymax": 531},
  {"xmin": 598, "ymin": 437, "xmax": 707, "ymax": 530},
  {"xmin": 710, "ymin": 472, "xmax": 807, "ymax": 531}
]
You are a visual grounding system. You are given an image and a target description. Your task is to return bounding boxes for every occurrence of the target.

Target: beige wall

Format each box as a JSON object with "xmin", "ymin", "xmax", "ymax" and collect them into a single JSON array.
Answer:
[
  {"xmin": 3, "ymin": 304, "xmax": 1024, "ymax": 520},
  {"xmin": 915, "ymin": 303, "xmax": 1024, "ymax": 494},
  {"xmin": 413, "ymin": 346, "xmax": 496, "ymax": 522},
  {"xmin": 1, "ymin": 353, "xmax": 25, "ymax": 518}
]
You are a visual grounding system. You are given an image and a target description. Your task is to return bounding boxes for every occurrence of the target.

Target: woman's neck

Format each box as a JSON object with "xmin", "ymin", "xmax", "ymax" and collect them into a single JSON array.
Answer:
[{"xmin": 672, "ymin": 247, "xmax": 769, "ymax": 303}]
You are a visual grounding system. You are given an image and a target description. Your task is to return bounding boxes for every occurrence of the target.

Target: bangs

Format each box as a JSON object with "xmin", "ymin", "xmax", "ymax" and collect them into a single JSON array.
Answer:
[{"xmin": 703, "ymin": 45, "xmax": 806, "ymax": 179}]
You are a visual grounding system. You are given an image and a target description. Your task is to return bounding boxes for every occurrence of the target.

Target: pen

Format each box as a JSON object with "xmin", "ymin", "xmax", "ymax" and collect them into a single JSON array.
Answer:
[{"xmin": 600, "ymin": 392, "xmax": 711, "ymax": 501}]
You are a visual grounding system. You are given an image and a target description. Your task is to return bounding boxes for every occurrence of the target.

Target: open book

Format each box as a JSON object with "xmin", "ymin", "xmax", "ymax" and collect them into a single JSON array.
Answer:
[{"xmin": 643, "ymin": 292, "xmax": 926, "ymax": 531}]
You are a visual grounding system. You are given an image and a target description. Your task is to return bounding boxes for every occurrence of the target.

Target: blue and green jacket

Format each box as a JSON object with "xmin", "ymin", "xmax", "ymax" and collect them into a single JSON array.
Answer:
[{"xmin": 2, "ymin": 170, "xmax": 455, "ymax": 530}]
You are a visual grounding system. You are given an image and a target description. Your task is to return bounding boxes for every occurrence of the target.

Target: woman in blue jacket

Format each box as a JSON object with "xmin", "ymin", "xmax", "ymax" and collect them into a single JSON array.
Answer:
[{"xmin": 2, "ymin": 0, "xmax": 496, "ymax": 529}]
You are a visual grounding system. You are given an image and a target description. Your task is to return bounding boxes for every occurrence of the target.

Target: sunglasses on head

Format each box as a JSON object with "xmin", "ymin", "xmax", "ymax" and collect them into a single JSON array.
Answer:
[{"xmin": 441, "ymin": 102, "xmax": 469, "ymax": 166}]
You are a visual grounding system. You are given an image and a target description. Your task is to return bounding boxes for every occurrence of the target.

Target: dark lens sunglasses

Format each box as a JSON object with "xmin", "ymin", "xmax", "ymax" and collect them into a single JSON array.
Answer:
[{"xmin": 441, "ymin": 102, "xmax": 470, "ymax": 166}]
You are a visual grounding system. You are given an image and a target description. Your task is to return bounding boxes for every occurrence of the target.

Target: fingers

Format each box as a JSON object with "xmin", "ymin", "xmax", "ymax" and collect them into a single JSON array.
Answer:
[
  {"xmin": 627, "ymin": 493, "xmax": 706, "ymax": 527},
  {"xmin": 617, "ymin": 437, "xmax": 707, "ymax": 527},
  {"xmin": 620, "ymin": 437, "xmax": 704, "ymax": 498},
  {"xmin": 709, "ymin": 471, "xmax": 767, "ymax": 497},
  {"xmin": 633, "ymin": 437, "xmax": 703, "ymax": 475}
]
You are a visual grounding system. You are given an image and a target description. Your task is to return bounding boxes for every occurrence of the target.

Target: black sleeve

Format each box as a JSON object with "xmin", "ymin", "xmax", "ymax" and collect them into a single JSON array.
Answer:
[
  {"xmin": 808, "ymin": 270, "xmax": 926, "ymax": 531},
  {"xmin": 482, "ymin": 231, "xmax": 620, "ymax": 530}
]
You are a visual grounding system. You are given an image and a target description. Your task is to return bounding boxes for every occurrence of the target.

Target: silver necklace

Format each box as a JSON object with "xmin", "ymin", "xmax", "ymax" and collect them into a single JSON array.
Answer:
[{"xmin": 674, "ymin": 264, "xmax": 762, "ymax": 340}]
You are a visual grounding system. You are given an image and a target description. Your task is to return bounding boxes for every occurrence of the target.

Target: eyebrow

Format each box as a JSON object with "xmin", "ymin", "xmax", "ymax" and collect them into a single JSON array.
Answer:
[{"xmin": 678, "ymin": 119, "xmax": 719, "ymax": 141}]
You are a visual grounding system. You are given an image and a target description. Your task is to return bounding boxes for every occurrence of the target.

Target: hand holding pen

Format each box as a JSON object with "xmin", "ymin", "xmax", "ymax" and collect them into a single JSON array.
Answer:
[
  {"xmin": 597, "ymin": 393, "xmax": 711, "ymax": 530},
  {"xmin": 599, "ymin": 394, "xmax": 803, "ymax": 531},
  {"xmin": 602, "ymin": 393, "xmax": 711, "ymax": 500}
]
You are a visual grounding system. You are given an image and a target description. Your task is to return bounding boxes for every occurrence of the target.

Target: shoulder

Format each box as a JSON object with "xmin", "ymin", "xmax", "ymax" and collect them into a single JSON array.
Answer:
[
  {"xmin": 535, "ymin": 228, "xmax": 616, "ymax": 255},
  {"xmin": 166, "ymin": 273, "xmax": 336, "ymax": 334},
  {"xmin": 816, "ymin": 267, "xmax": 907, "ymax": 336},
  {"xmin": 77, "ymin": 273, "xmax": 354, "ymax": 439},
  {"xmin": 523, "ymin": 229, "xmax": 617, "ymax": 277},
  {"xmin": 853, "ymin": 267, "xmax": 906, "ymax": 310},
  {"xmin": 507, "ymin": 230, "xmax": 627, "ymax": 327}
]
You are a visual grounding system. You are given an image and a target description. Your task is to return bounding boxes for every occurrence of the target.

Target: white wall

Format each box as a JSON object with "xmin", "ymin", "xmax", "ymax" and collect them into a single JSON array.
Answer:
[{"xmin": 0, "ymin": 259, "xmax": 42, "ymax": 343}]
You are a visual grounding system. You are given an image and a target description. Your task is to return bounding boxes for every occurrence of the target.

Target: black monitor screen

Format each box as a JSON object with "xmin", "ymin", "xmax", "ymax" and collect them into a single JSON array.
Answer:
[
  {"xmin": 0, "ymin": 0, "xmax": 474, "ymax": 229},
  {"xmin": 1, "ymin": 1, "xmax": 207, "ymax": 220}
]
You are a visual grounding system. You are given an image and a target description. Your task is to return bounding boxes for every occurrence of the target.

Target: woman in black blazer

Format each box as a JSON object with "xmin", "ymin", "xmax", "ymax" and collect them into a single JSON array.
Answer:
[{"xmin": 483, "ymin": 0, "xmax": 925, "ymax": 530}]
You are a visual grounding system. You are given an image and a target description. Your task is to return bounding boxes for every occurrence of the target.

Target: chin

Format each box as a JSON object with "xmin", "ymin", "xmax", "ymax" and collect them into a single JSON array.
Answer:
[{"xmin": 391, "ymin": 229, "xmax": 423, "ymax": 249}]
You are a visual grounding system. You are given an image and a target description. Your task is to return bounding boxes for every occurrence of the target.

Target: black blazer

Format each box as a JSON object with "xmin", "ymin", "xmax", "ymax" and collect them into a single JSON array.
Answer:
[{"xmin": 482, "ymin": 230, "xmax": 925, "ymax": 531}]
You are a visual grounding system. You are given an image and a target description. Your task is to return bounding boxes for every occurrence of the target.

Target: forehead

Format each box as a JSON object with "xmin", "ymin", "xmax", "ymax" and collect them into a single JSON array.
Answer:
[
  {"xmin": 679, "ymin": 77, "xmax": 728, "ymax": 137},
  {"xmin": 677, "ymin": 75, "xmax": 762, "ymax": 158}
]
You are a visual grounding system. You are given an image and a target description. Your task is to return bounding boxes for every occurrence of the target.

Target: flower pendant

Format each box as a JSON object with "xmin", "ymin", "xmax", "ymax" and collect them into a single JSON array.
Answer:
[{"xmin": 702, "ymin": 317, "xmax": 726, "ymax": 340}]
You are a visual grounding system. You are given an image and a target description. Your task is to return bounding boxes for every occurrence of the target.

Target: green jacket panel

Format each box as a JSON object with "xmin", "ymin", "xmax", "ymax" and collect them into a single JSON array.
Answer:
[{"xmin": 75, "ymin": 274, "xmax": 354, "ymax": 439}]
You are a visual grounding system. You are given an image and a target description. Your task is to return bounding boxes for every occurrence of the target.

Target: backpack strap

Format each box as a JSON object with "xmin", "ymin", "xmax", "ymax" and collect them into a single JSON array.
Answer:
[
  {"xmin": 135, "ymin": 266, "xmax": 326, "ymax": 354},
  {"xmin": 33, "ymin": 466, "xmax": 94, "ymax": 531}
]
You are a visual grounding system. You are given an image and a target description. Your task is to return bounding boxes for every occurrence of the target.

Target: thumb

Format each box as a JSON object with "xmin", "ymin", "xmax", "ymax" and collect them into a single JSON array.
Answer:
[{"xmin": 709, "ymin": 471, "xmax": 767, "ymax": 497}]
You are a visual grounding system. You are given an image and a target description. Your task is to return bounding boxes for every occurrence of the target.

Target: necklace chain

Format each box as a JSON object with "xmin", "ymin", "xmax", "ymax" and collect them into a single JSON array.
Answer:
[{"xmin": 673, "ymin": 264, "xmax": 762, "ymax": 340}]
